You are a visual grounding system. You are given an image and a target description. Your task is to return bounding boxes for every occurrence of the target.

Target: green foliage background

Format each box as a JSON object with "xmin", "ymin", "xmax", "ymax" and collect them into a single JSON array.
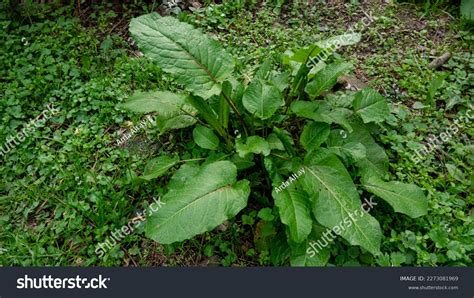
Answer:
[{"xmin": 0, "ymin": 0, "xmax": 472, "ymax": 266}]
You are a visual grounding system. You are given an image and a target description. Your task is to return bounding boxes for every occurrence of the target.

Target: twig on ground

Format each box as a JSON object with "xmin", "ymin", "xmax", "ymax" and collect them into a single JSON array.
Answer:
[{"xmin": 428, "ymin": 52, "xmax": 452, "ymax": 69}]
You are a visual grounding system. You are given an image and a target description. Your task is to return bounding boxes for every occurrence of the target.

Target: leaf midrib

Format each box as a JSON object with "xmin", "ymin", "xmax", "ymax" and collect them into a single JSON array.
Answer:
[
  {"xmin": 156, "ymin": 183, "xmax": 235, "ymax": 232},
  {"xmin": 364, "ymin": 182, "xmax": 423, "ymax": 214},
  {"xmin": 305, "ymin": 166, "xmax": 378, "ymax": 252},
  {"xmin": 355, "ymin": 99, "xmax": 384, "ymax": 114},
  {"xmin": 142, "ymin": 159, "xmax": 178, "ymax": 180},
  {"xmin": 280, "ymin": 188, "xmax": 309, "ymax": 241},
  {"xmin": 139, "ymin": 18, "xmax": 219, "ymax": 84}
]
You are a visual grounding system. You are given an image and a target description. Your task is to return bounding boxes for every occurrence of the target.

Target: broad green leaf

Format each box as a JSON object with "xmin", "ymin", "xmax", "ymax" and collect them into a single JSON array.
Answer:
[
  {"xmin": 226, "ymin": 78, "xmax": 246, "ymax": 114},
  {"xmin": 264, "ymin": 154, "xmax": 303, "ymax": 181},
  {"xmin": 145, "ymin": 161, "xmax": 250, "ymax": 244},
  {"xmin": 305, "ymin": 62, "xmax": 352, "ymax": 98},
  {"xmin": 269, "ymin": 232, "xmax": 291, "ymax": 265},
  {"xmin": 121, "ymin": 91, "xmax": 197, "ymax": 132},
  {"xmin": 282, "ymin": 45, "xmax": 322, "ymax": 66},
  {"xmin": 290, "ymin": 224, "xmax": 331, "ymax": 266},
  {"xmin": 300, "ymin": 122, "xmax": 330, "ymax": 152},
  {"xmin": 362, "ymin": 176, "xmax": 428, "ymax": 218},
  {"xmin": 121, "ymin": 91, "xmax": 193, "ymax": 115},
  {"xmin": 301, "ymin": 150, "xmax": 382, "ymax": 255},
  {"xmin": 283, "ymin": 45, "xmax": 327, "ymax": 95},
  {"xmin": 334, "ymin": 120, "xmax": 388, "ymax": 178},
  {"xmin": 282, "ymin": 44, "xmax": 331, "ymax": 75},
  {"xmin": 141, "ymin": 155, "xmax": 180, "ymax": 180},
  {"xmin": 158, "ymin": 115, "xmax": 196, "ymax": 132},
  {"xmin": 283, "ymin": 33, "xmax": 361, "ymax": 82},
  {"xmin": 291, "ymin": 62, "xmax": 310, "ymax": 97},
  {"xmin": 328, "ymin": 141, "xmax": 367, "ymax": 163},
  {"xmin": 272, "ymin": 186, "xmax": 312, "ymax": 243},
  {"xmin": 267, "ymin": 133, "xmax": 285, "ymax": 151},
  {"xmin": 130, "ymin": 13, "xmax": 234, "ymax": 99},
  {"xmin": 231, "ymin": 153, "xmax": 255, "ymax": 170},
  {"xmin": 291, "ymin": 101, "xmax": 353, "ymax": 132},
  {"xmin": 320, "ymin": 108, "xmax": 353, "ymax": 132},
  {"xmin": 285, "ymin": 44, "xmax": 339, "ymax": 95},
  {"xmin": 100, "ymin": 36, "xmax": 113, "ymax": 52},
  {"xmin": 290, "ymin": 223, "xmax": 331, "ymax": 267},
  {"xmin": 121, "ymin": 91, "xmax": 189, "ymax": 113},
  {"xmin": 340, "ymin": 142, "xmax": 367, "ymax": 162},
  {"xmin": 242, "ymin": 79, "xmax": 284, "ymax": 119},
  {"xmin": 291, "ymin": 101, "xmax": 323, "ymax": 119},
  {"xmin": 352, "ymin": 88, "xmax": 390, "ymax": 123},
  {"xmin": 193, "ymin": 125, "xmax": 220, "ymax": 150},
  {"xmin": 236, "ymin": 136, "xmax": 271, "ymax": 158},
  {"xmin": 273, "ymin": 128, "xmax": 296, "ymax": 156},
  {"xmin": 270, "ymin": 71, "xmax": 290, "ymax": 92},
  {"xmin": 427, "ymin": 73, "xmax": 448, "ymax": 104},
  {"xmin": 303, "ymin": 148, "xmax": 347, "ymax": 174},
  {"xmin": 168, "ymin": 163, "xmax": 200, "ymax": 189},
  {"xmin": 187, "ymin": 95, "xmax": 226, "ymax": 138}
]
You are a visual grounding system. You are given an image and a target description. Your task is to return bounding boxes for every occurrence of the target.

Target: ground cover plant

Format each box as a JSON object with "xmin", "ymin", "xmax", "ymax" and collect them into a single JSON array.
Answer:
[{"xmin": 0, "ymin": 0, "xmax": 472, "ymax": 267}]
